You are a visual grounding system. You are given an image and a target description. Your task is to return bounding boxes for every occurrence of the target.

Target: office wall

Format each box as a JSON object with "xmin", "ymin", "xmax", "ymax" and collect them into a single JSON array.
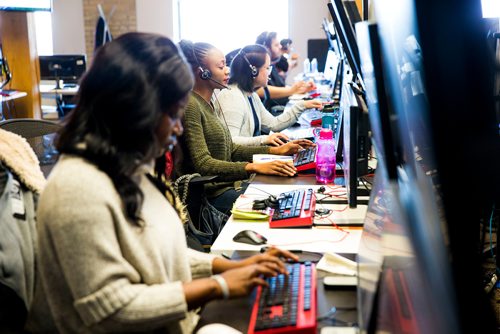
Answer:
[
  {"xmin": 288, "ymin": 0, "xmax": 330, "ymax": 82},
  {"xmin": 51, "ymin": 0, "xmax": 330, "ymax": 77},
  {"xmin": 52, "ymin": 0, "xmax": 85, "ymax": 54},
  {"xmin": 136, "ymin": 0, "xmax": 175, "ymax": 38}
]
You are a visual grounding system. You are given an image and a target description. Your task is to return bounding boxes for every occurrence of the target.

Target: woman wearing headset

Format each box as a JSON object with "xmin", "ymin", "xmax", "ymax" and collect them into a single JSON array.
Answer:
[
  {"xmin": 177, "ymin": 40, "xmax": 314, "ymax": 215},
  {"xmin": 26, "ymin": 33, "xmax": 298, "ymax": 334},
  {"xmin": 255, "ymin": 31, "xmax": 315, "ymax": 109},
  {"xmin": 216, "ymin": 44, "xmax": 323, "ymax": 146}
]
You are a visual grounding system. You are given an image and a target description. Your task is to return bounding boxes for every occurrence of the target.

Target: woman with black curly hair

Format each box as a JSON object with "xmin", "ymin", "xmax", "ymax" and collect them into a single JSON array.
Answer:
[{"xmin": 27, "ymin": 32, "xmax": 297, "ymax": 334}]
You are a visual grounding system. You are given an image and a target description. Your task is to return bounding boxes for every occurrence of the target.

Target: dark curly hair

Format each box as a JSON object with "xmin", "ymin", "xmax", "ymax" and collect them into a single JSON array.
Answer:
[{"xmin": 56, "ymin": 32, "xmax": 194, "ymax": 224}]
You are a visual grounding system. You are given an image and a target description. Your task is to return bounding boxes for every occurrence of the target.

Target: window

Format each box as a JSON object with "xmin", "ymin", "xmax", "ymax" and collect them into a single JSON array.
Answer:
[
  {"xmin": 482, "ymin": 0, "xmax": 500, "ymax": 18},
  {"xmin": 177, "ymin": 0, "xmax": 288, "ymax": 54},
  {"xmin": 34, "ymin": 11, "xmax": 53, "ymax": 55}
]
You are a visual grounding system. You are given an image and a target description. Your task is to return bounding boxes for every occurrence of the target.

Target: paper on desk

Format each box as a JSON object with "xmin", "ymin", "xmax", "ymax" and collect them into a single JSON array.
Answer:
[
  {"xmin": 231, "ymin": 195, "xmax": 272, "ymax": 221},
  {"xmin": 316, "ymin": 251, "xmax": 357, "ymax": 276},
  {"xmin": 252, "ymin": 154, "xmax": 293, "ymax": 164}
]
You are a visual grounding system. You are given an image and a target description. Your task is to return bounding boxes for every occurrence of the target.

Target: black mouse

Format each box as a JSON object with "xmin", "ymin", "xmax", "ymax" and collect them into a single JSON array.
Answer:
[{"xmin": 232, "ymin": 230, "xmax": 267, "ymax": 245}]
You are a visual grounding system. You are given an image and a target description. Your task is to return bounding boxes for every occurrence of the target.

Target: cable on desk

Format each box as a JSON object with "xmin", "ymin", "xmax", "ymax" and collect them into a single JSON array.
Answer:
[
  {"xmin": 317, "ymin": 306, "xmax": 357, "ymax": 327},
  {"xmin": 359, "ymin": 177, "xmax": 372, "ymax": 192}
]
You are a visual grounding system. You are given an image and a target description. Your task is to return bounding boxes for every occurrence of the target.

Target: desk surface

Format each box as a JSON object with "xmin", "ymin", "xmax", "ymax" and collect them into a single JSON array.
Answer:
[
  {"xmin": 0, "ymin": 90, "xmax": 27, "ymax": 102},
  {"xmin": 211, "ymin": 183, "xmax": 367, "ymax": 257},
  {"xmin": 198, "ymin": 266, "xmax": 358, "ymax": 333},
  {"xmin": 40, "ymin": 84, "xmax": 79, "ymax": 95}
]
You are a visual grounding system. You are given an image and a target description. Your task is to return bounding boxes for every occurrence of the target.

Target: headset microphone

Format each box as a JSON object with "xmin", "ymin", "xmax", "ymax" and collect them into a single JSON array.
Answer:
[{"xmin": 207, "ymin": 77, "xmax": 230, "ymax": 90}]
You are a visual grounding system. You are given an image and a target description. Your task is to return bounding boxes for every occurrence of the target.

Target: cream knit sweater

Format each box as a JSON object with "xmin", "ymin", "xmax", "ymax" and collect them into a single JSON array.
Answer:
[
  {"xmin": 216, "ymin": 84, "xmax": 307, "ymax": 146},
  {"xmin": 28, "ymin": 155, "xmax": 217, "ymax": 333}
]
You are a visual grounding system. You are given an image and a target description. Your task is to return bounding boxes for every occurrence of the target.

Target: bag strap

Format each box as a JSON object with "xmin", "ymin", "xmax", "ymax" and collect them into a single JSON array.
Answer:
[{"xmin": 173, "ymin": 173, "xmax": 201, "ymax": 204}]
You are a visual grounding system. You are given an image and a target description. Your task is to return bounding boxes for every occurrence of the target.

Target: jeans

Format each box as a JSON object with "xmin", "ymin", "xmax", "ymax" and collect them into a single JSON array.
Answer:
[{"xmin": 208, "ymin": 182, "xmax": 249, "ymax": 216}]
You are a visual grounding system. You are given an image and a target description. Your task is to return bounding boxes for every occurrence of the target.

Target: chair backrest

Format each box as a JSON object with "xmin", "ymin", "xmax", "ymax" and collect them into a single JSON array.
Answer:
[
  {"xmin": 0, "ymin": 118, "xmax": 61, "ymax": 139},
  {"xmin": 0, "ymin": 118, "xmax": 62, "ymax": 177}
]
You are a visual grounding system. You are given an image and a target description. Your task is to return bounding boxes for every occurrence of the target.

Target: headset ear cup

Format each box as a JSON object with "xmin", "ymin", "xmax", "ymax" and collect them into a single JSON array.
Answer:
[
  {"xmin": 199, "ymin": 67, "xmax": 212, "ymax": 80},
  {"xmin": 250, "ymin": 65, "xmax": 259, "ymax": 78},
  {"xmin": 252, "ymin": 199, "xmax": 268, "ymax": 210}
]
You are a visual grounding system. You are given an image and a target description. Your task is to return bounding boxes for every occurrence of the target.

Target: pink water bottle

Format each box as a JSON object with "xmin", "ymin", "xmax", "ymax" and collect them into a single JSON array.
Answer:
[{"xmin": 315, "ymin": 128, "xmax": 336, "ymax": 184}]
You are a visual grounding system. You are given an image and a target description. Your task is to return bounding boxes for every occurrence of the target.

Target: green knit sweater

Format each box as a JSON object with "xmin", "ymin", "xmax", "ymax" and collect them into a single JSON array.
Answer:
[{"xmin": 179, "ymin": 92, "xmax": 270, "ymax": 198}]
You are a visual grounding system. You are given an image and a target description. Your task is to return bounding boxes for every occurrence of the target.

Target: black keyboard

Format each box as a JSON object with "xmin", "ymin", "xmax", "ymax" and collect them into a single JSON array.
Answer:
[
  {"xmin": 293, "ymin": 147, "xmax": 316, "ymax": 172},
  {"xmin": 248, "ymin": 262, "xmax": 317, "ymax": 334},
  {"xmin": 270, "ymin": 189, "xmax": 316, "ymax": 228}
]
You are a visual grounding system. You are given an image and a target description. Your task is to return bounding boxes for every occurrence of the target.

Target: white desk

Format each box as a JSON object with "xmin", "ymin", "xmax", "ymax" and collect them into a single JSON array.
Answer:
[
  {"xmin": 39, "ymin": 84, "xmax": 79, "ymax": 95},
  {"xmin": 210, "ymin": 184, "xmax": 367, "ymax": 257},
  {"xmin": 40, "ymin": 84, "xmax": 79, "ymax": 119},
  {"xmin": 0, "ymin": 90, "xmax": 27, "ymax": 101}
]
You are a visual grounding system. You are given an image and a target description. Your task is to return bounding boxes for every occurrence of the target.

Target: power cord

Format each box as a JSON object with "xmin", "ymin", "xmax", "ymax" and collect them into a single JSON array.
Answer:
[{"xmin": 317, "ymin": 306, "xmax": 357, "ymax": 327}]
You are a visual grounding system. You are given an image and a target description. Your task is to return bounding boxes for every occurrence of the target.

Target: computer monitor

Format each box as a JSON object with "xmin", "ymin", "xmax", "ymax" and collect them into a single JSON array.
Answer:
[
  {"xmin": 355, "ymin": 21, "xmax": 458, "ymax": 333},
  {"xmin": 342, "ymin": 86, "xmax": 370, "ymax": 208},
  {"xmin": 343, "ymin": 0, "xmax": 362, "ymax": 30},
  {"xmin": 39, "ymin": 55, "xmax": 86, "ymax": 89},
  {"xmin": 483, "ymin": 18, "xmax": 500, "ymax": 125},
  {"xmin": 322, "ymin": 19, "xmax": 346, "ymax": 104},
  {"xmin": 358, "ymin": 0, "xmax": 500, "ymax": 332},
  {"xmin": 356, "ymin": 22, "xmax": 400, "ymax": 180},
  {"xmin": 328, "ymin": 0, "xmax": 362, "ymax": 86},
  {"xmin": 336, "ymin": 66, "xmax": 370, "ymax": 208}
]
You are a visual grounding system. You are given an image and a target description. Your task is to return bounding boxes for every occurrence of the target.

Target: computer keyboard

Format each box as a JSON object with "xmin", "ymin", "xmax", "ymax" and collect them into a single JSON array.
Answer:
[
  {"xmin": 270, "ymin": 189, "xmax": 316, "ymax": 228},
  {"xmin": 293, "ymin": 147, "xmax": 317, "ymax": 172},
  {"xmin": 248, "ymin": 262, "xmax": 317, "ymax": 334}
]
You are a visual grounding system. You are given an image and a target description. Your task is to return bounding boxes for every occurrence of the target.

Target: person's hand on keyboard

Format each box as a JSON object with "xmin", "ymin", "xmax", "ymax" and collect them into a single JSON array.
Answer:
[
  {"xmin": 303, "ymin": 99, "xmax": 323, "ymax": 110},
  {"xmin": 217, "ymin": 264, "xmax": 278, "ymax": 298},
  {"xmin": 269, "ymin": 139, "xmax": 316, "ymax": 155},
  {"xmin": 246, "ymin": 160, "xmax": 297, "ymax": 177},
  {"xmin": 265, "ymin": 132, "xmax": 290, "ymax": 146},
  {"xmin": 239, "ymin": 246, "xmax": 300, "ymax": 275}
]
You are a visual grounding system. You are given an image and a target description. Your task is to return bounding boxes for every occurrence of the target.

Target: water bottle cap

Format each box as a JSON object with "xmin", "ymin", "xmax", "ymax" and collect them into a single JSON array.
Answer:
[{"xmin": 319, "ymin": 128, "xmax": 333, "ymax": 139}]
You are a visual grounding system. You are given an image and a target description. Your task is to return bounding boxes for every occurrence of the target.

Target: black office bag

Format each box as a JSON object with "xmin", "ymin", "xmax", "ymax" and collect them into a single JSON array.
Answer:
[{"xmin": 174, "ymin": 174, "xmax": 229, "ymax": 250}]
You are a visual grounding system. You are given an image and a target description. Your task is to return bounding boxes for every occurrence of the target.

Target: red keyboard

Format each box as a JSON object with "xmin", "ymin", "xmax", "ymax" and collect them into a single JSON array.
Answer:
[
  {"xmin": 269, "ymin": 189, "xmax": 316, "ymax": 228},
  {"xmin": 293, "ymin": 148, "xmax": 316, "ymax": 172},
  {"xmin": 248, "ymin": 262, "xmax": 317, "ymax": 334}
]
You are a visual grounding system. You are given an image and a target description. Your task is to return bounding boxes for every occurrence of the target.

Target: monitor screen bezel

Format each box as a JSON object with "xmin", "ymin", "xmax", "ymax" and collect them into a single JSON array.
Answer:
[
  {"xmin": 39, "ymin": 54, "xmax": 87, "ymax": 82},
  {"xmin": 0, "ymin": 0, "xmax": 52, "ymax": 12},
  {"xmin": 328, "ymin": 0, "xmax": 362, "ymax": 81}
]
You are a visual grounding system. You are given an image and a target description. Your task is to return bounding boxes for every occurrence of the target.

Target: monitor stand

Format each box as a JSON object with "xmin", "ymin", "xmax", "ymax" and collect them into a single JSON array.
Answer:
[{"xmin": 54, "ymin": 78, "xmax": 63, "ymax": 90}]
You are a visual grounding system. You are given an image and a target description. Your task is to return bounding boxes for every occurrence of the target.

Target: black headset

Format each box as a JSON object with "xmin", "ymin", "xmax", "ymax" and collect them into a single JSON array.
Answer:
[
  {"xmin": 191, "ymin": 45, "xmax": 212, "ymax": 80},
  {"xmin": 252, "ymin": 195, "xmax": 279, "ymax": 210},
  {"xmin": 238, "ymin": 50, "xmax": 259, "ymax": 78}
]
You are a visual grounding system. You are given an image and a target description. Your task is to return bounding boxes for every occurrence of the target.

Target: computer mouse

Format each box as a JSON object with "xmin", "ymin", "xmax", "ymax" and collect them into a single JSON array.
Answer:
[{"xmin": 232, "ymin": 230, "xmax": 267, "ymax": 245}]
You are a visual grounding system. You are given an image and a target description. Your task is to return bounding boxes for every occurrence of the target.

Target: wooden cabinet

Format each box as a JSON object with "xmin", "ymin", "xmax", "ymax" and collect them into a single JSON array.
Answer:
[{"xmin": 0, "ymin": 11, "xmax": 42, "ymax": 119}]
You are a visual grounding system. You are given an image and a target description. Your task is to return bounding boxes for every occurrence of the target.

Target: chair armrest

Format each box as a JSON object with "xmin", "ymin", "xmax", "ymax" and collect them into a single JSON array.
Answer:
[{"xmin": 189, "ymin": 175, "xmax": 218, "ymax": 185}]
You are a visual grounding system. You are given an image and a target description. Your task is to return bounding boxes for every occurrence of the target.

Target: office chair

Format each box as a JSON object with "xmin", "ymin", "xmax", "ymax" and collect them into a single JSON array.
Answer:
[
  {"xmin": 0, "ymin": 118, "xmax": 62, "ymax": 177},
  {"xmin": 0, "ymin": 118, "xmax": 61, "ymax": 139},
  {"xmin": 174, "ymin": 173, "xmax": 224, "ymax": 252}
]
